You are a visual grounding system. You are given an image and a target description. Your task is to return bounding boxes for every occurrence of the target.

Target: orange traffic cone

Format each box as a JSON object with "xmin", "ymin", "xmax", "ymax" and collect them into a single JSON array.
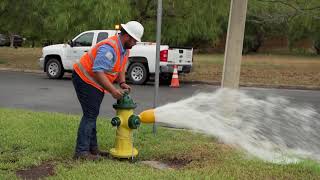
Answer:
[{"xmin": 170, "ymin": 65, "xmax": 180, "ymax": 88}]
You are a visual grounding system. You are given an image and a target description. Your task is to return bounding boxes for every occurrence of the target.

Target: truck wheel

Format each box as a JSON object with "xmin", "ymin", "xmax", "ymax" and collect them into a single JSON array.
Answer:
[
  {"xmin": 46, "ymin": 58, "xmax": 64, "ymax": 79},
  {"xmin": 128, "ymin": 62, "xmax": 148, "ymax": 85}
]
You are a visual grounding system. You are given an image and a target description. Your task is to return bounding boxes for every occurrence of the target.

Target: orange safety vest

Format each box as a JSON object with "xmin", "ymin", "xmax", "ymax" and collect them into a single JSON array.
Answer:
[{"xmin": 73, "ymin": 35, "xmax": 128, "ymax": 93}]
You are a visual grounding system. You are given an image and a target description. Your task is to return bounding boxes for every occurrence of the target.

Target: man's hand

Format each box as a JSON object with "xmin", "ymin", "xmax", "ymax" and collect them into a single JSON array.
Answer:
[
  {"xmin": 94, "ymin": 72, "xmax": 124, "ymax": 99},
  {"xmin": 120, "ymin": 82, "xmax": 131, "ymax": 92},
  {"xmin": 110, "ymin": 88, "xmax": 124, "ymax": 100}
]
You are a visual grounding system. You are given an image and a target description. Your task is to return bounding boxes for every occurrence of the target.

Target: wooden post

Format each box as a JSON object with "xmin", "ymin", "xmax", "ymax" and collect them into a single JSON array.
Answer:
[{"xmin": 222, "ymin": 0, "xmax": 248, "ymax": 88}]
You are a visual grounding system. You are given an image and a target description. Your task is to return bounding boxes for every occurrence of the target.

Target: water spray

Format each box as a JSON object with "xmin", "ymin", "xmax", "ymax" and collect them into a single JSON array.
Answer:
[{"xmin": 111, "ymin": 88, "xmax": 320, "ymax": 163}]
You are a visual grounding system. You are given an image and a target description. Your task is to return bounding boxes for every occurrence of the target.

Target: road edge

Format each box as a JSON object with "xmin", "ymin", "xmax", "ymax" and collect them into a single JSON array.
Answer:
[{"xmin": 1, "ymin": 67, "xmax": 319, "ymax": 91}]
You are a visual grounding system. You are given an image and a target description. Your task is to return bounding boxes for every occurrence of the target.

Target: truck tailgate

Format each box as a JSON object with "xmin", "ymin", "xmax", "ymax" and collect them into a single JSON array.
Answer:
[{"xmin": 167, "ymin": 48, "xmax": 193, "ymax": 65}]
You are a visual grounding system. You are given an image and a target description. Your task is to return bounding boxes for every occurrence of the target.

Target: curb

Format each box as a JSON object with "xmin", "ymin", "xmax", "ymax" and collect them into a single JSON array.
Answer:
[
  {"xmin": 239, "ymin": 83, "xmax": 320, "ymax": 91},
  {"xmin": 0, "ymin": 67, "xmax": 43, "ymax": 74},
  {"xmin": 0, "ymin": 67, "xmax": 319, "ymax": 91},
  {"xmin": 182, "ymin": 80, "xmax": 320, "ymax": 91},
  {"xmin": 180, "ymin": 79, "xmax": 320, "ymax": 91}
]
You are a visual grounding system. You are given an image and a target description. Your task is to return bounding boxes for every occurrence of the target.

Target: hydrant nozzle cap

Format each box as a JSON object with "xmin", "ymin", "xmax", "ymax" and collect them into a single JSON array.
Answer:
[
  {"xmin": 113, "ymin": 92, "xmax": 137, "ymax": 109},
  {"xmin": 111, "ymin": 117, "xmax": 121, "ymax": 127},
  {"xmin": 128, "ymin": 115, "xmax": 141, "ymax": 129}
]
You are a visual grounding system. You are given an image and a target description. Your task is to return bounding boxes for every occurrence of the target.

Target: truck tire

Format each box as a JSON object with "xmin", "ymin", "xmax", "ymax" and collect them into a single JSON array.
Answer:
[
  {"xmin": 46, "ymin": 58, "xmax": 64, "ymax": 79},
  {"xmin": 128, "ymin": 62, "xmax": 148, "ymax": 85}
]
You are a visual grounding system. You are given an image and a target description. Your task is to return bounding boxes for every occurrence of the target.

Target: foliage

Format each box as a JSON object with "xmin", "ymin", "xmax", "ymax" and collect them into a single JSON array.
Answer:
[
  {"xmin": 243, "ymin": 18, "xmax": 265, "ymax": 54},
  {"xmin": 43, "ymin": 0, "xmax": 132, "ymax": 43},
  {"xmin": 131, "ymin": 0, "xmax": 230, "ymax": 47},
  {"xmin": 0, "ymin": 0, "xmax": 131, "ymax": 45},
  {"xmin": 245, "ymin": 0, "xmax": 320, "ymax": 53},
  {"xmin": 0, "ymin": 0, "xmax": 319, "ymax": 52}
]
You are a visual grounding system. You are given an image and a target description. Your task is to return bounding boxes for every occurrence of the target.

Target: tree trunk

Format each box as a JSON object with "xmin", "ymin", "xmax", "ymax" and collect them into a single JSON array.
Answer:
[
  {"xmin": 9, "ymin": 34, "xmax": 14, "ymax": 48},
  {"xmin": 315, "ymin": 46, "xmax": 320, "ymax": 55},
  {"xmin": 314, "ymin": 40, "xmax": 320, "ymax": 55}
]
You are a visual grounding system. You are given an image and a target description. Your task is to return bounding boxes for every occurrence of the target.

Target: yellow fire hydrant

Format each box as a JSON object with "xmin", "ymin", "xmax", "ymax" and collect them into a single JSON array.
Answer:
[
  {"xmin": 110, "ymin": 92, "xmax": 156, "ymax": 159},
  {"xmin": 110, "ymin": 92, "xmax": 140, "ymax": 158}
]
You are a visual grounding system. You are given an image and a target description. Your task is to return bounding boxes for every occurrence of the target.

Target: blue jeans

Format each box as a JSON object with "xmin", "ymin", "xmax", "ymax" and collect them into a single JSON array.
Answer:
[{"xmin": 72, "ymin": 71, "xmax": 104, "ymax": 154}]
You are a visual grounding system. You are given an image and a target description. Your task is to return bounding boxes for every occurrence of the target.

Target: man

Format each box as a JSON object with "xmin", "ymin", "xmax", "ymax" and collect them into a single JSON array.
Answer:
[{"xmin": 72, "ymin": 21, "xmax": 144, "ymax": 160}]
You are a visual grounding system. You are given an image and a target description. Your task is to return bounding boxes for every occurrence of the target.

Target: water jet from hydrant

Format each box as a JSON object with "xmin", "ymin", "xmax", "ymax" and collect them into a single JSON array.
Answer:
[{"xmin": 141, "ymin": 88, "xmax": 320, "ymax": 164}]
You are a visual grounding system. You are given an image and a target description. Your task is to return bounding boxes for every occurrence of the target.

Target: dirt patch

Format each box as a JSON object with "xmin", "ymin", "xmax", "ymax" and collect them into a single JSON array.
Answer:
[
  {"xmin": 144, "ymin": 156, "xmax": 192, "ymax": 170},
  {"xmin": 162, "ymin": 156, "xmax": 193, "ymax": 169},
  {"xmin": 141, "ymin": 161, "xmax": 173, "ymax": 170},
  {"xmin": 16, "ymin": 161, "xmax": 55, "ymax": 180}
]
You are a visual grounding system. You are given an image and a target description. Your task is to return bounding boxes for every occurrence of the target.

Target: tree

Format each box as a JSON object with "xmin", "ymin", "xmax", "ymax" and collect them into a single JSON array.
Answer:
[
  {"xmin": 0, "ymin": 0, "xmax": 34, "ymax": 47},
  {"xmin": 246, "ymin": 0, "xmax": 320, "ymax": 54},
  {"xmin": 23, "ymin": 0, "xmax": 49, "ymax": 47},
  {"xmin": 1, "ymin": 0, "xmax": 319, "ymax": 53},
  {"xmin": 131, "ymin": 0, "xmax": 230, "ymax": 47},
  {"xmin": 43, "ymin": 0, "xmax": 132, "ymax": 43},
  {"xmin": 0, "ymin": 0, "xmax": 132, "ymax": 47}
]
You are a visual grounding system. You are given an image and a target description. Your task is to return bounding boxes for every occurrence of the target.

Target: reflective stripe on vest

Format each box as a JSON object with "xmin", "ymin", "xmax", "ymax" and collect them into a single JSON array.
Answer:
[
  {"xmin": 75, "ymin": 61, "xmax": 119, "ymax": 92},
  {"xmin": 76, "ymin": 62, "xmax": 103, "ymax": 89}
]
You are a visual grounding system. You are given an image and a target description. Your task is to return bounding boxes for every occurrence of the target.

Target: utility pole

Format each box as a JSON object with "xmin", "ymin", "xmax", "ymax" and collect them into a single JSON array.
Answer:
[
  {"xmin": 153, "ymin": 0, "xmax": 162, "ymax": 134},
  {"xmin": 222, "ymin": 0, "xmax": 248, "ymax": 88}
]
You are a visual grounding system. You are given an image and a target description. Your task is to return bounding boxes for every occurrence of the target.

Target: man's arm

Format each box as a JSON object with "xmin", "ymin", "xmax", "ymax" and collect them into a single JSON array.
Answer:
[
  {"xmin": 119, "ymin": 69, "xmax": 126, "ymax": 84},
  {"xmin": 94, "ymin": 72, "xmax": 123, "ymax": 99},
  {"xmin": 92, "ymin": 45, "xmax": 123, "ymax": 99},
  {"xmin": 118, "ymin": 63, "xmax": 131, "ymax": 91}
]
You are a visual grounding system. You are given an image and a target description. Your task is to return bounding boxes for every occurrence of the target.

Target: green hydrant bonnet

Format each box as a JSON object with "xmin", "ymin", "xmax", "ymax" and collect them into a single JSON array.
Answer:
[{"xmin": 113, "ymin": 92, "xmax": 137, "ymax": 109}]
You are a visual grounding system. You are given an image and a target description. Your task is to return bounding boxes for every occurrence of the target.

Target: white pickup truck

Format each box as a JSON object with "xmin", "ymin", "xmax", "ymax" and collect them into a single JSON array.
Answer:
[{"xmin": 39, "ymin": 30, "xmax": 193, "ymax": 84}]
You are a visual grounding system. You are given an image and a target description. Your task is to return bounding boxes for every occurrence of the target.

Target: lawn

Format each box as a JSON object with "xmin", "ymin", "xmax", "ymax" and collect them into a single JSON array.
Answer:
[
  {"xmin": 0, "ymin": 47, "xmax": 41, "ymax": 70},
  {"xmin": 0, "ymin": 47, "xmax": 319, "ymax": 88},
  {"xmin": 181, "ymin": 54, "xmax": 320, "ymax": 88},
  {"xmin": 1, "ymin": 108, "xmax": 320, "ymax": 179}
]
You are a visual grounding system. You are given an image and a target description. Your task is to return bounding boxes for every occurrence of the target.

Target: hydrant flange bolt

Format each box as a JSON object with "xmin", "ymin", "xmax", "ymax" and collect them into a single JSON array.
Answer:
[
  {"xmin": 128, "ymin": 115, "xmax": 141, "ymax": 129},
  {"xmin": 111, "ymin": 116, "xmax": 121, "ymax": 127}
]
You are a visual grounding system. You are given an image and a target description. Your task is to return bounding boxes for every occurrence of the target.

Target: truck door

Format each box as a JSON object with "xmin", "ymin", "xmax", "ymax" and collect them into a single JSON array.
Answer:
[{"xmin": 67, "ymin": 32, "xmax": 94, "ymax": 66}]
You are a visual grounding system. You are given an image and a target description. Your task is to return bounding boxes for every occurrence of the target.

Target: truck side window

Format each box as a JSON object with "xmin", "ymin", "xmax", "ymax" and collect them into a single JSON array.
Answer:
[
  {"xmin": 74, "ymin": 32, "xmax": 94, "ymax": 46},
  {"xmin": 97, "ymin": 32, "xmax": 109, "ymax": 43}
]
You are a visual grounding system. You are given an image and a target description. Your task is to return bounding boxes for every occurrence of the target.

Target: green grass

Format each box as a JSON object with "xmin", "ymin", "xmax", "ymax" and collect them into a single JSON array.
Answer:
[
  {"xmin": 0, "ymin": 47, "xmax": 41, "ymax": 70},
  {"xmin": 0, "ymin": 60, "xmax": 6, "ymax": 64},
  {"xmin": 181, "ymin": 53, "xmax": 320, "ymax": 87},
  {"xmin": 1, "ymin": 108, "xmax": 320, "ymax": 179},
  {"xmin": 193, "ymin": 54, "xmax": 225, "ymax": 64}
]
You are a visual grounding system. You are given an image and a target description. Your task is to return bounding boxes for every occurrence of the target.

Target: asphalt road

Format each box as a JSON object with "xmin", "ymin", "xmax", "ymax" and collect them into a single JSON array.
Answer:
[{"xmin": 0, "ymin": 71, "xmax": 319, "ymax": 117}]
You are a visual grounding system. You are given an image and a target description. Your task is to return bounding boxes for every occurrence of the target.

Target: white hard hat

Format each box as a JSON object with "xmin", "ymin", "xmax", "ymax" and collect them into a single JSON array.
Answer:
[{"xmin": 121, "ymin": 21, "xmax": 144, "ymax": 42}]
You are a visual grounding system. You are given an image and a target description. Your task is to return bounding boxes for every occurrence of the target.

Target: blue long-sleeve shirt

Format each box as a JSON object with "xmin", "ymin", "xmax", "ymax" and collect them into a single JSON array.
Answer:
[{"xmin": 92, "ymin": 37, "xmax": 126, "ymax": 72}]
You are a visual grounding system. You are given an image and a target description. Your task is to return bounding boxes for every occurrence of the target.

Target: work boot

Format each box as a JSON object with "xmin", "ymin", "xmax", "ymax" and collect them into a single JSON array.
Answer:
[
  {"xmin": 73, "ymin": 152, "xmax": 100, "ymax": 161},
  {"xmin": 90, "ymin": 149, "xmax": 109, "ymax": 157}
]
